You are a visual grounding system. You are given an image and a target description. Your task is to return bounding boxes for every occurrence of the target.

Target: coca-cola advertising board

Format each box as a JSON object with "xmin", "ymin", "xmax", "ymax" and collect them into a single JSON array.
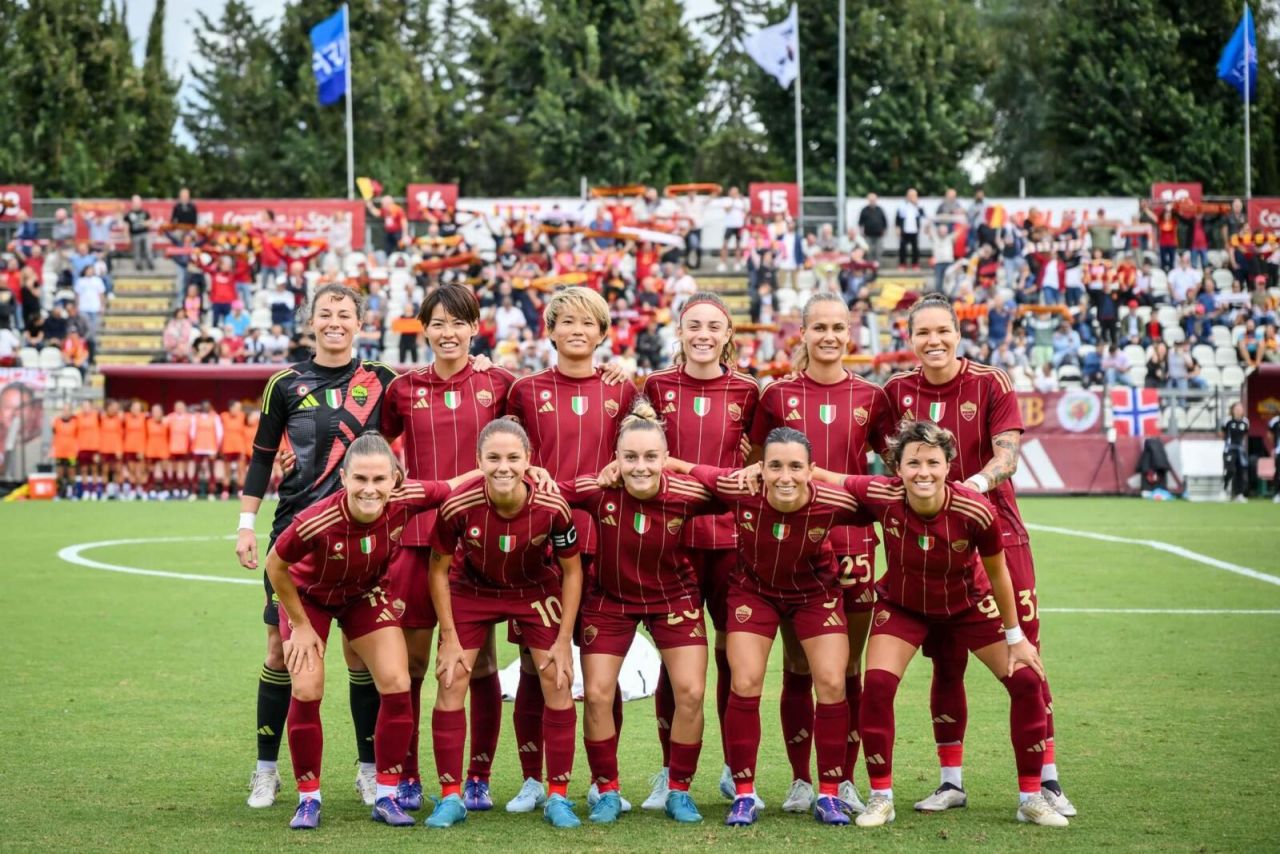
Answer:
[{"xmin": 1248, "ymin": 198, "xmax": 1280, "ymax": 233}]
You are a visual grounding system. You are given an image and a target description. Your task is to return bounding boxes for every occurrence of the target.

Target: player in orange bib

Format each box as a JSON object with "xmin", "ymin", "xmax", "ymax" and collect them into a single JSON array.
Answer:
[
  {"xmin": 166, "ymin": 400, "xmax": 194, "ymax": 497},
  {"xmin": 220, "ymin": 401, "xmax": 248, "ymax": 500},
  {"xmin": 190, "ymin": 400, "xmax": 223, "ymax": 498},
  {"xmin": 144, "ymin": 404, "xmax": 170, "ymax": 498},
  {"xmin": 75, "ymin": 400, "xmax": 102, "ymax": 499},
  {"xmin": 98, "ymin": 399, "xmax": 125, "ymax": 499},
  {"xmin": 51, "ymin": 404, "xmax": 79, "ymax": 499},
  {"xmin": 122, "ymin": 400, "xmax": 148, "ymax": 496}
]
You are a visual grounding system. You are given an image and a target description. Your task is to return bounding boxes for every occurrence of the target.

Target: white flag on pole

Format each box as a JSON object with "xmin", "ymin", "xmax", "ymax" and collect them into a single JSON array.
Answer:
[{"xmin": 744, "ymin": 4, "xmax": 799, "ymax": 88}]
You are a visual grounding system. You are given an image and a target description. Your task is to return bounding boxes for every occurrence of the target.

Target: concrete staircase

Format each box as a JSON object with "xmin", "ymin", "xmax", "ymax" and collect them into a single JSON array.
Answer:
[{"xmin": 99, "ymin": 273, "xmax": 174, "ymax": 365}]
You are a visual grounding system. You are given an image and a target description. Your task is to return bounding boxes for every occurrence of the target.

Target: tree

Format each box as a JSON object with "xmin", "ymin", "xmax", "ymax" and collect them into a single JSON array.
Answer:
[{"xmin": 117, "ymin": 0, "xmax": 185, "ymax": 195}]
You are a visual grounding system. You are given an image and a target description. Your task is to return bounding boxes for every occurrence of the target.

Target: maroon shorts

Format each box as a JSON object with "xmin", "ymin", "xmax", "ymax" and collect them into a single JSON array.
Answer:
[
  {"xmin": 76, "ymin": 451, "xmax": 99, "ymax": 465},
  {"xmin": 454, "ymin": 587, "xmax": 563, "ymax": 651},
  {"xmin": 727, "ymin": 586, "xmax": 846, "ymax": 642},
  {"xmin": 872, "ymin": 596, "xmax": 1004, "ymax": 654},
  {"xmin": 385, "ymin": 545, "xmax": 437, "ymax": 630},
  {"xmin": 577, "ymin": 599, "xmax": 707, "ymax": 656},
  {"xmin": 837, "ymin": 551, "xmax": 877, "ymax": 614},
  {"xmin": 691, "ymin": 549, "xmax": 735, "ymax": 631},
  {"xmin": 278, "ymin": 584, "xmax": 401, "ymax": 644},
  {"xmin": 100, "ymin": 452, "xmax": 122, "ymax": 463},
  {"xmin": 508, "ymin": 554, "xmax": 591, "ymax": 647}
]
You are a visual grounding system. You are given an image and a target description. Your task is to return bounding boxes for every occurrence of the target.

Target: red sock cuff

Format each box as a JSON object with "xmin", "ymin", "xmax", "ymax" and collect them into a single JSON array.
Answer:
[
  {"xmin": 1043, "ymin": 738, "xmax": 1055, "ymax": 765},
  {"xmin": 869, "ymin": 775, "xmax": 892, "ymax": 791},
  {"xmin": 937, "ymin": 743, "xmax": 963, "ymax": 767},
  {"xmin": 1019, "ymin": 775, "xmax": 1042, "ymax": 794}
]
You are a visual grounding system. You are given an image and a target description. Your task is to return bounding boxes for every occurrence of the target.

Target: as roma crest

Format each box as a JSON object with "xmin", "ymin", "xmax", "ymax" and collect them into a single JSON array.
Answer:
[
  {"xmin": 807, "ymin": 527, "xmax": 826, "ymax": 543},
  {"xmin": 951, "ymin": 539, "xmax": 969, "ymax": 552},
  {"xmin": 735, "ymin": 604, "xmax": 753, "ymax": 623},
  {"xmin": 666, "ymin": 517, "xmax": 684, "ymax": 534},
  {"xmin": 476, "ymin": 389, "xmax": 495, "ymax": 408},
  {"xmin": 728, "ymin": 402, "xmax": 743, "ymax": 422},
  {"xmin": 582, "ymin": 625, "xmax": 598, "ymax": 646},
  {"xmin": 959, "ymin": 401, "xmax": 977, "ymax": 422},
  {"xmin": 853, "ymin": 406, "xmax": 868, "ymax": 427}
]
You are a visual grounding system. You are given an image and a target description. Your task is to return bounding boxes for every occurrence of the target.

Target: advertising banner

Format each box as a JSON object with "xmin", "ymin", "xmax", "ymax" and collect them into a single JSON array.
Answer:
[{"xmin": 73, "ymin": 198, "xmax": 366, "ymax": 249}]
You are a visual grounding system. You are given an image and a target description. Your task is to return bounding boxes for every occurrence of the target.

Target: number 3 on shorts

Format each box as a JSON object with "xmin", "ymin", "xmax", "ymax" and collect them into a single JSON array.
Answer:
[
  {"xmin": 530, "ymin": 595, "xmax": 564, "ymax": 628},
  {"xmin": 838, "ymin": 554, "xmax": 873, "ymax": 587},
  {"xmin": 1018, "ymin": 588, "xmax": 1038, "ymax": 622}
]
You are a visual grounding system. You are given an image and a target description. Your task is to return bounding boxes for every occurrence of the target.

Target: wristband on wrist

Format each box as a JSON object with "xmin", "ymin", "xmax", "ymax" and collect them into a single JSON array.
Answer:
[
  {"xmin": 238, "ymin": 512, "xmax": 256, "ymax": 531},
  {"xmin": 1004, "ymin": 625, "xmax": 1026, "ymax": 645},
  {"xmin": 968, "ymin": 473, "xmax": 991, "ymax": 493}
]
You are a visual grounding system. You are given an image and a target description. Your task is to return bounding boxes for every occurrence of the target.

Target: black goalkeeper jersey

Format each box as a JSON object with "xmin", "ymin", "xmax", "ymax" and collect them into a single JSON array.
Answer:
[{"xmin": 245, "ymin": 358, "xmax": 398, "ymax": 538}]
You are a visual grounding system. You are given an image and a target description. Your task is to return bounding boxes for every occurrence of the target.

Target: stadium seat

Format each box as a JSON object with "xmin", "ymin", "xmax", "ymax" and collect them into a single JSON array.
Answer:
[
  {"xmin": 208, "ymin": 327, "xmax": 224, "ymax": 342},
  {"xmin": 56, "ymin": 367, "xmax": 82, "ymax": 389},
  {"xmin": 1211, "ymin": 325, "xmax": 1233, "ymax": 349},
  {"xmin": 1231, "ymin": 324, "xmax": 1246, "ymax": 344},
  {"xmin": 1127, "ymin": 365, "xmax": 1146, "ymax": 387},
  {"xmin": 1198, "ymin": 365, "xmax": 1221, "ymax": 387},
  {"xmin": 1123, "ymin": 345, "xmax": 1146, "ymax": 367},
  {"xmin": 1211, "ymin": 268, "xmax": 1235, "ymax": 292},
  {"xmin": 1220, "ymin": 365, "xmax": 1245, "ymax": 388},
  {"xmin": 1156, "ymin": 306, "xmax": 1180, "ymax": 329},
  {"xmin": 250, "ymin": 308, "xmax": 272, "ymax": 330},
  {"xmin": 1135, "ymin": 306, "xmax": 1152, "ymax": 324},
  {"xmin": 1214, "ymin": 346, "xmax": 1238, "ymax": 366},
  {"xmin": 18, "ymin": 346, "xmax": 39, "ymax": 367},
  {"xmin": 1192, "ymin": 344, "xmax": 1215, "ymax": 366},
  {"xmin": 1162, "ymin": 326, "xmax": 1185, "ymax": 345},
  {"xmin": 1149, "ymin": 269, "xmax": 1169, "ymax": 299},
  {"xmin": 253, "ymin": 290, "xmax": 271, "ymax": 310},
  {"xmin": 38, "ymin": 348, "xmax": 64, "ymax": 369},
  {"xmin": 1057, "ymin": 364, "xmax": 1083, "ymax": 386},
  {"xmin": 1077, "ymin": 344, "xmax": 1096, "ymax": 360}
]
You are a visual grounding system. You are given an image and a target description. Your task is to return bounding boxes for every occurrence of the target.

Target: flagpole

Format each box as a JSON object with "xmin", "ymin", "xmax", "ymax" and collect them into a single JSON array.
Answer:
[
  {"xmin": 343, "ymin": 3, "xmax": 355, "ymax": 201},
  {"xmin": 793, "ymin": 23, "xmax": 804, "ymax": 212},
  {"xmin": 1243, "ymin": 1, "xmax": 1251, "ymax": 200}
]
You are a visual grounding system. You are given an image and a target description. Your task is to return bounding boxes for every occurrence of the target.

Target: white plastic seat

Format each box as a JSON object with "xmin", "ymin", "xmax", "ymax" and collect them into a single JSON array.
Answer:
[
  {"xmin": 1057, "ymin": 365, "xmax": 1082, "ymax": 386},
  {"xmin": 38, "ymin": 348, "xmax": 64, "ymax": 369},
  {"xmin": 1156, "ymin": 306, "xmax": 1180, "ymax": 329},
  {"xmin": 1220, "ymin": 365, "xmax": 1245, "ymax": 388},
  {"xmin": 1162, "ymin": 326, "xmax": 1185, "ymax": 345},
  {"xmin": 1191, "ymin": 344, "xmax": 1215, "ymax": 366},
  {"xmin": 1149, "ymin": 269, "xmax": 1169, "ymax": 299},
  {"xmin": 1135, "ymin": 306, "xmax": 1152, "ymax": 324},
  {"xmin": 1214, "ymin": 346, "xmax": 1238, "ymax": 367},
  {"xmin": 1123, "ymin": 345, "xmax": 1146, "ymax": 367},
  {"xmin": 1211, "ymin": 268, "xmax": 1235, "ymax": 292},
  {"xmin": 1127, "ymin": 365, "xmax": 1146, "ymax": 387},
  {"xmin": 18, "ymin": 347, "xmax": 39, "ymax": 367},
  {"xmin": 1198, "ymin": 365, "xmax": 1221, "ymax": 387},
  {"xmin": 1211, "ymin": 325, "xmax": 1233, "ymax": 349},
  {"xmin": 250, "ymin": 308, "xmax": 272, "ymax": 330}
]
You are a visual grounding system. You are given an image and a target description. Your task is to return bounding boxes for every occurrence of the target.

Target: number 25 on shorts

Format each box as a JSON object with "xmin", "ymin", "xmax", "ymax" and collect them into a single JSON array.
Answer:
[
  {"xmin": 530, "ymin": 595, "xmax": 564, "ymax": 627},
  {"xmin": 838, "ymin": 555, "xmax": 873, "ymax": 587}
]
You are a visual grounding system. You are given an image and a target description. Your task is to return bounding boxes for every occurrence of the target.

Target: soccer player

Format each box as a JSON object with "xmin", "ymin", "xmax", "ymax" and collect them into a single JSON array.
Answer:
[
  {"xmin": 424, "ymin": 419, "xmax": 584, "ymax": 829},
  {"xmin": 164, "ymin": 400, "xmax": 193, "ymax": 499},
  {"xmin": 191, "ymin": 401, "xmax": 223, "ymax": 499},
  {"xmin": 122, "ymin": 400, "xmax": 148, "ymax": 498},
  {"xmin": 882, "ymin": 292, "xmax": 1075, "ymax": 816},
  {"xmin": 640, "ymin": 293, "xmax": 760, "ymax": 810},
  {"xmin": 220, "ymin": 401, "xmax": 249, "ymax": 500},
  {"xmin": 674, "ymin": 427, "xmax": 869, "ymax": 828},
  {"xmin": 749, "ymin": 292, "xmax": 895, "ymax": 813},
  {"xmin": 380, "ymin": 284, "xmax": 516, "ymax": 812},
  {"xmin": 563, "ymin": 399, "xmax": 718, "ymax": 824},
  {"xmin": 1222, "ymin": 402, "xmax": 1250, "ymax": 503},
  {"xmin": 236, "ymin": 284, "xmax": 399, "ymax": 809},
  {"xmin": 800, "ymin": 420, "xmax": 1064, "ymax": 828},
  {"xmin": 505, "ymin": 286, "xmax": 637, "ymax": 813},
  {"xmin": 143, "ymin": 404, "xmax": 169, "ymax": 499},
  {"xmin": 51, "ymin": 404, "xmax": 79, "ymax": 499},
  {"xmin": 75, "ymin": 399, "xmax": 101, "ymax": 499},
  {"xmin": 265, "ymin": 433, "xmax": 476, "ymax": 830},
  {"xmin": 98, "ymin": 399, "xmax": 125, "ymax": 500}
]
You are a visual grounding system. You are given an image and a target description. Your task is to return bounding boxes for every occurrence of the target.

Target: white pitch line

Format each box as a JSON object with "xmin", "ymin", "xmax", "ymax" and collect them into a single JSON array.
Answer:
[
  {"xmin": 1025, "ymin": 523, "xmax": 1280, "ymax": 587},
  {"xmin": 1042, "ymin": 608, "xmax": 1280, "ymax": 615},
  {"xmin": 57, "ymin": 535, "xmax": 257, "ymax": 586}
]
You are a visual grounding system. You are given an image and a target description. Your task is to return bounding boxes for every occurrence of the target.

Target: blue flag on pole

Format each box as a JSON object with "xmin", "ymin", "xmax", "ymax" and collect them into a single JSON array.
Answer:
[
  {"xmin": 1217, "ymin": 6, "xmax": 1257, "ymax": 101},
  {"xmin": 310, "ymin": 7, "xmax": 349, "ymax": 106}
]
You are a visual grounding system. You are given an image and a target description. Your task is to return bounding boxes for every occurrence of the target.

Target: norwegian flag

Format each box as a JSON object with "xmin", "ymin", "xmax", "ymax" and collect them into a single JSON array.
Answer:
[{"xmin": 1110, "ymin": 387, "xmax": 1161, "ymax": 436}]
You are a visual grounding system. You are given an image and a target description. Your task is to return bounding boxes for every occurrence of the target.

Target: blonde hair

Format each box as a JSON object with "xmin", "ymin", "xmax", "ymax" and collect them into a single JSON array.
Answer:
[
  {"xmin": 618, "ymin": 397, "xmax": 666, "ymax": 445},
  {"xmin": 675, "ymin": 292, "xmax": 738, "ymax": 366},
  {"xmin": 793, "ymin": 292, "xmax": 850, "ymax": 372},
  {"xmin": 544, "ymin": 286, "xmax": 610, "ymax": 340},
  {"xmin": 882, "ymin": 420, "xmax": 958, "ymax": 472}
]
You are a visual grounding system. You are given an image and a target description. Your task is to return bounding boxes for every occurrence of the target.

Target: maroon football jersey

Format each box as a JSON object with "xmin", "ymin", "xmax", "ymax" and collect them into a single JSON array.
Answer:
[
  {"xmin": 507, "ymin": 367, "xmax": 638, "ymax": 554},
  {"xmin": 751, "ymin": 371, "xmax": 895, "ymax": 557},
  {"xmin": 882, "ymin": 360, "xmax": 1027, "ymax": 545},
  {"xmin": 642, "ymin": 365, "xmax": 759, "ymax": 550},
  {"xmin": 273, "ymin": 479, "xmax": 453, "ymax": 606},
  {"xmin": 561, "ymin": 473, "xmax": 720, "ymax": 613},
  {"xmin": 689, "ymin": 464, "xmax": 873, "ymax": 605},
  {"xmin": 381, "ymin": 361, "xmax": 515, "ymax": 546},
  {"xmin": 430, "ymin": 476, "xmax": 580, "ymax": 599},
  {"xmin": 843, "ymin": 476, "xmax": 1003, "ymax": 617}
]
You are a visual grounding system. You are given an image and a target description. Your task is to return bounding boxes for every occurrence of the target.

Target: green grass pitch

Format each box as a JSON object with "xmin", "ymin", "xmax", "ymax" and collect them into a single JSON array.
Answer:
[{"xmin": 1, "ymin": 497, "xmax": 1277, "ymax": 852}]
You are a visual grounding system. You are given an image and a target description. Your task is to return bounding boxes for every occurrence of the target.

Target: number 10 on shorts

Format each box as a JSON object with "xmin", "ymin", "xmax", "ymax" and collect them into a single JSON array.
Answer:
[{"xmin": 531, "ymin": 595, "xmax": 563, "ymax": 627}]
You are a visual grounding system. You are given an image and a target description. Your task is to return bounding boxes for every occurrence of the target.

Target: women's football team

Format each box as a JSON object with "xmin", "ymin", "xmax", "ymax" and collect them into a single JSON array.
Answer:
[{"xmin": 239, "ymin": 282, "xmax": 1077, "ymax": 830}]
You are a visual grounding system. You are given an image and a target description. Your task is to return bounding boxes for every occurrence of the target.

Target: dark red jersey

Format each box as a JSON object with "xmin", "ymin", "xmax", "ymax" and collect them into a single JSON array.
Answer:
[
  {"xmin": 642, "ymin": 365, "xmax": 759, "ymax": 550},
  {"xmin": 843, "ymin": 476, "xmax": 1002, "ymax": 617},
  {"xmin": 882, "ymin": 360, "xmax": 1027, "ymax": 545},
  {"xmin": 273, "ymin": 479, "xmax": 453, "ymax": 606},
  {"xmin": 561, "ymin": 473, "xmax": 719, "ymax": 613},
  {"xmin": 506, "ymin": 367, "xmax": 638, "ymax": 554},
  {"xmin": 689, "ymin": 464, "xmax": 873, "ymax": 605},
  {"xmin": 751, "ymin": 371, "xmax": 895, "ymax": 556},
  {"xmin": 430, "ymin": 476, "xmax": 580, "ymax": 599},
  {"xmin": 381, "ymin": 361, "xmax": 515, "ymax": 546}
]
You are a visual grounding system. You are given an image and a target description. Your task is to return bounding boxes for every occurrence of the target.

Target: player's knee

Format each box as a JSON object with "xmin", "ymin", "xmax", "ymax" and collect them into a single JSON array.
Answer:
[
  {"xmin": 1002, "ymin": 665, "xmax": 1041, "ymax": 699},
  {"xmin": 379, "ymin": 673, "xmax": 410, "ymax": 695},
  {"xmin": 730, "ymin": 669, "xmax": 765, "ymax": 697},
  {"xmin": 672, "ymin": 678, "xmax": 704, "ymax": 712},
  {"xmin": 811, "ymin": 669, "xmax": 847, "ymax": 704},
  {"xmin": 583, "ymin": 679, "xmax": 615, "ymax": 710},
  {"xmin": 291, "ymin": 679, "xmax": 323, "ymax": 703},
  {"xmin": 436, "ymin": 679, "xmax": 468, "ymax": 710}
]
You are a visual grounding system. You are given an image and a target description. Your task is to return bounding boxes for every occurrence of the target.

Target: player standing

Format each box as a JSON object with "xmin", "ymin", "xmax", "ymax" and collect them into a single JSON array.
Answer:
[
  {"xmin": 882, "ymin": 292, "xmax": 1075, "ymax": 816},
  {"xmin": 505, "ymin": 287, "xmax": 637, "ymax": 813},
  {"xmin": 236, "ymin": 284, "xmax": 399, "ymax": 809},
  {"xmin": 191, "ymin": 401, "xmax": 223, "ymax": 499},
  {"xmin": 143, "ymin": 404, "xmax": 169, "ymax": 499},
  {"xmin": 674, "ymin": 428, "xmax": 868, "ymax": 827},
  {"xmin": 264, "ymin": 433, "xmax": 476, "ymax": 829},
  {"xmin": 122, "ymin": 400, "xmax": 147, "ymax": 499},
  {"xmin": 424, "ymin": 420, "xmax": 584, "ymax": 829},
  {"xmin": 98, "ymin": 399, "xmax": 124, "ymax": 500},
  {"xmin": 749, "ymin": 292, "xmax": 895, "ymax": 813},
  {"xmin": 639, "ymin": 293, "xmax": 759, "ymax": 810},
  {"xmin": 164, "ymin": 401, "xmax": 193, "ymax": 499},
  {"xmin": 380, "ymin": 284, "xmax": 516, "ymax": 812},
  {"xmin": 75, "ymin": 400, "xmax": 101, "ymax": 499},
  {"xmin": 51, "ymin": 404, "xmax": 78, "ymax": 499},
  {"xmin": 220, "ymin": 401, "xmax": 248, "ymax": 500}
]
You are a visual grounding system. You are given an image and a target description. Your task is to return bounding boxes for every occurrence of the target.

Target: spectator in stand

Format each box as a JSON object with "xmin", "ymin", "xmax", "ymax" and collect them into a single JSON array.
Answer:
[
  {"xmin": 1237, "ymin": 318, "xmax": 1262, "ymax": 367},
  {"xmin": 1087, "ymin": 208, "xmax": 1116, "ymax": 259},
  {"xmin": 394, "ymin": 303, "xmax": 420, "ymax": 363},
  {"xmin": 986, "ymin": 295, "xmax": 1013, "ymax": 346},
  {"xmin": 198, "ymin": 254, "xmax": 239, "ymax": 327},
  {"xmin": 267, "ymin": 279, "xmax": 297, "ymax": 333},
  {"xmin": 1167, "ymin": 253, "xmax": 1199, "ymax": 305},
  {"xmin": 12, "ymin": 211, "xmax": 38, "ymax": 257},
  {"xmin": 926, "ymin": 214, "xmax": 955, "ymax": 294},
  {"xmin": 171, "ymin": 187, "xmax": 198, "ymax": 227},
  {"xmin": 634, "ymin": 317, "xmax": 664, "ymax": 372},
  {"xmin": 22, "ymin": 311, "xmax": 45, "ymax": 350},
  {"xmin": 495, "ymin": 294, "xmax": 527, "ymax": 341},
  {"xmin": 935, "ymin": 188, "xmax": 963, "ymax": 240},
  {"xmin": 750, "ymin": 280, "xmax": 778, "ymax": 325},
  {"xmin": 367, "ymin": 195, "xmax": 407, "ymax": 255},
  {"xmin": 895, "ymin": 188, "xmax": 925, "ymax": 270},
  {"xmin": 966, "ymin": 187, "xmax": 986, "ymax": 253},
  {"xmin": 1258, "ymin": 324, "xmax": 1280, "ymax": 365},
  {"xmin": 1225, "ymin": 198, "xmax": 1249, "ymax": 282},
  {"xmin": 356, "ymin": 311, "xmax": 383, "ymax": 361},
  {"xmin": 243, "ymin": 327, "xmax": 266, "ymax": 363},
  {"xmin": 718, "ymin": 186, "xmax": 749, "ymax": 272},
  {"xmin": 255, "ymin": 211, "xmax": 287, "ymax": 290},
  {"xmin": 44, "ymin": 306, "xmax": 70, "ymax": 347},
  {"xmin": 49, "ymin": 208, "xmax": 77, "ymax": 279},
  {"xmin": 264, "ymin": 324, "xmax": 291, "ymax": 362},
  {"xmin": 85, "ymin": 208, "xmax": 119, "ymax": 271},
  {"xmin": 0, "ymin": 323, "xmax": 19, "ymax": 365},
  {"xmin": 220, "ymin": 324, "xmax": 246, "ymax": 363},
  {"xmin": 1096, "ymin": 284, "xmax": 1120, "ymax": 345},
  {"xmin": 667, "ymin": 264, "xmax": 698, "ymax": 316},
  {"xmin": 163, "ymin": 308, "xmax": 193, "ymax": 362},
  {"xmin": 857, "ymin": 192, "xmax": 888, "ymax": 264},
  {"xmin": 226, "ymin": 301, "xmax": 252, "ymax": 337},
  {"xmin": 1188, "ymin": 210, "xmax": 1210, "ymax": 270},
  {"xmin": 74, "ymin": 263, "xmax": 107, "ymax": 341},
  {"xmin": 1034, "ymin": 361, "xmax": 1060, "ymax": 393},
  {"xmin": 1144, "ymin": 340, "xmax": 1169, "ymax": 388},
  {"xmin": 1156, "ymin": 204, "xmax": 1179, "ymax": 271},
  {"xmin": 1051, "ymin": 319, "xmax": 1081, "ymax": 368},
  {"xmin": 182, "ymin": 283, "xmax": 203, "ymax": 325},
  {"xmin": 62, "ymin": 327, "xmax": 90, "ymax": 374},
  {"xmin": 191, "ymin": 327, "xmax": 218, "ymax": 364},
  {"xmin": 1102, "ymin": 344, "xmax": 1132, "ymax": 386},
  {"xmin": 0, "ymin": 289, "xmax": 16, "ymax": 333},
  {"xmin": 68, "ymin": 241, "xmax": 97, "ymax": 280},
  {"xmin": 124, "ymin": 195, "xmax": 154, "ymax": 271}
]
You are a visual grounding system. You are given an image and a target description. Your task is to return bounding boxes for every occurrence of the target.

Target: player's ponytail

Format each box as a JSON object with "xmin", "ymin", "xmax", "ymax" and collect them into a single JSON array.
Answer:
[
  {"xmin": 477, "ymin": 416, "xmax": 531, "ymax": 455},
  {"xmin": 674, "ymin": 292, "xmax": 737, "ymax": 366},
  {"xmin": 882, "ymin": 420, "xmax": 958, "ymax": 472},
  {"xmin": 342, "ymin": 431, "xmax": 405, "ymax": 485},
  {"xmin": 618, "ymin": 396, "xmax": 667, "ymax": 445},
  {"xmin": 793, "ymin": 292, "xmax": 849, "ymax": 372}
]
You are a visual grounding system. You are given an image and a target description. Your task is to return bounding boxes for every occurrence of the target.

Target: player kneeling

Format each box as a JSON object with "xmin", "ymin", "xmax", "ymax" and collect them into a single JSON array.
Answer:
[
  {"xmin": 425, "ymin": 420, "xmax": 584, "ymax": 830},
  {"xmin": 264, "ymin": 434, "xmax": 474, "ymax": 830},
  {"xmin": 805, "ymin": 421, "xmax": 1066, "ymax": 829}
]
